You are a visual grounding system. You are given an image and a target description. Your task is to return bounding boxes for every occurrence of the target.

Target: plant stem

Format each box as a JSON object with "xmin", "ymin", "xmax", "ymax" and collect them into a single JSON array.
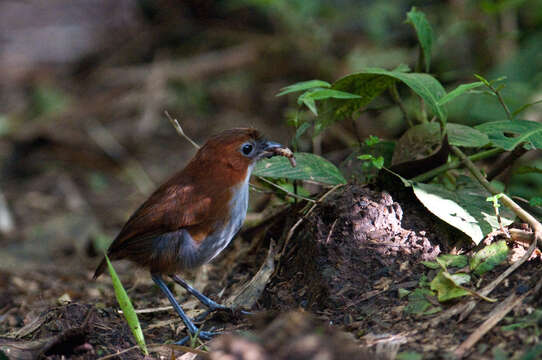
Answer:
[
  {"xmin": 495, "ymin": 90, "xmax": 513, "ymax": 120},
  {"xmin": 487, "ymin": 146, "xmax": 527, "ymax": 180},
  {"xmin": 451, "ymin": 146, "xmax": 542, "ymax": 239},
  {"xmin": 389, "ymin": 84, "xmax": 413, "ymax": 127},
  {"xmin": 412, "ymin": 148, "xmax": 504, "ymax": 182},
  {"xmin": 483, "ymin": 82, "xmax": 513, "ymax": 120}
]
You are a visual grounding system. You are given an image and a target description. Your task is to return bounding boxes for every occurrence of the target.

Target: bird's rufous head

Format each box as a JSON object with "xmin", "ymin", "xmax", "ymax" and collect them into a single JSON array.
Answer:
[{"xmin": 188, "ymin": 128, "xmax": 283, "ymax": 172}]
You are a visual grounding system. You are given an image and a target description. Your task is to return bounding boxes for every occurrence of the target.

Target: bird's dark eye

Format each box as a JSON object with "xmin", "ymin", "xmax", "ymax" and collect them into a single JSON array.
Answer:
[{"xmin": 241, "ymin": 143, "xmax": 254, "ymax": 156}]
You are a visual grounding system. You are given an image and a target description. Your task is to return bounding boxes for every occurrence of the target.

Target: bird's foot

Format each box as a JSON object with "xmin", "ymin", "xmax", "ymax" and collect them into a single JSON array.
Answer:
[{"xmin": 175, "ymin": 330, "xmax": 222, "ymax": 346}]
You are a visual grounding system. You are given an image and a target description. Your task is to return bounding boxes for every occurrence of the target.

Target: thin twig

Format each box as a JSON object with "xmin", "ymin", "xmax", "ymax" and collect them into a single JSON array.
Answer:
[
  {"xmin": 278, "ymin": 184, "xmax": 344, "ymax": 259},
  {"xmin": 325, "ymin": 219, "xmax": 338, "ymax": 244},
  {"xmin": 164, "ymin": 111, "xmax": 201, "ymax": 149},
  {"xmin": 96, "ymin": 346, "xmax": 139, "ymax": 360},
  {"xmin": 258, "ymin": 177, "xmax": 316, "ymax": 203},
  {"xmin": 412, "ymin": 148, "xmax": 503, "ymax": 182},
  {"xmin": 162, "ymin": 344, "xmax": 210, "ymax": 358},
  {"xmin": 453, "ymin": 290, "xmax": 529, "ymax": 358},
  {"xmin": 482, "ymin": 80, "xmax": 513, "ymax": 120},
  {"xmin": 496, "ymin": 90, "xmax": 513, "ymax": 120},
  {"xmin": 119, "ymin": 305, "xmax": 173, "ymax": 314}
]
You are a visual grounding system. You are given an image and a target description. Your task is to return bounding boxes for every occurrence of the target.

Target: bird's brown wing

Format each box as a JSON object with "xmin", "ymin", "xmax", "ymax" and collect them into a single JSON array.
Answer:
[{"xmin": 92, "ymin": 173, "xmax": 214, "ymax": 278}]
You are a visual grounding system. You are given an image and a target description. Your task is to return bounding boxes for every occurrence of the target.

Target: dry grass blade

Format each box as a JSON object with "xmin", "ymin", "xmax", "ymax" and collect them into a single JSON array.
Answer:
[
  {"xmin": 164, "ymin": 111, "xmax": 201, "ymax": 150},
  {"xmin": 96, "ymin": 345, "xmax": 140, "ymax": 360},
  {"xmin": 161, "ymin": 344, "xmax": 210, "ymax": 358}
]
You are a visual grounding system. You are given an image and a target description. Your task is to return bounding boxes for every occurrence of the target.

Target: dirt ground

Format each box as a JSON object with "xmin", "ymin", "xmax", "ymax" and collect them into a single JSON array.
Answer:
[{"xmin": 1, "ymin": 178, "xmax": 541, "ymax": 359}]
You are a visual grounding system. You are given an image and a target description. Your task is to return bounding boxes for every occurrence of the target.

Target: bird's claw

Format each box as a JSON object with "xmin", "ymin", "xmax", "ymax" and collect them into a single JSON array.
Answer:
[{"xmin": 175, "ymin": 330, "xmax": 222, "ymax": 345}]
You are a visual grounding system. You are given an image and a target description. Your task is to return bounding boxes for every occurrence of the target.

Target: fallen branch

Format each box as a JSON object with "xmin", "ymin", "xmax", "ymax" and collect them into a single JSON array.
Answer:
[
  {"xmin": 99, "ymin": 43, "xmax": 260, "ymax": 86},
  {"xmin": 453, "ymin": 279, "xmax": 537, "ymax": 358}
]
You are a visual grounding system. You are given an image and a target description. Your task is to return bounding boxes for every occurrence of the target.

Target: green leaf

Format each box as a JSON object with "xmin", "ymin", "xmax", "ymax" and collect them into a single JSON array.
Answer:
[
  {"xmin": 412, "ymin": 176, "xmax": 514, "ymax": 244},
  {"xmin": 294, "ymin": 121, "xmax": 311, "ymax": 144},
  {"xmin": 277, "ymin": 80, "xmax": 331, "ymax": 96},
  {"xmin": 365, "ymin": 135, "xmax": 381, "ymax": 146},
  {"xmin": 475, "ymin": 119, "xmax": 542, "ymax": 151},
  {"xmin": 470, "ymin": 240, "xmax": 509, "ymax": 275},
  {"xmin": 405, "ymin": 7, "xmax": 434, "ymax": 72},
  {"xmin": 298, "ymin": 88, "xmax": 361, "ymax": 115},
  {"xmin": 447, "ymin": 123, "xmax": 490, "ymax": 147},
  {"xmin": 404, "ymin": 288, "xmax": 434, "ymax": 314},
  {"xmin": 319, "ymin": 68, "xmax": 446, "ymax": 133},
  {"xmin": 512, "ymin": 98, "xmax": 542, "ymax": 117},
  {"xmin": 437, "ymin": 254, "xmax": 468, "ymax": 268},
  {"xmin": 472, "ymin": 74, "xmax": 508, "ymax": 93},
  {"xmin": 397, "ymin": 351, "xmax": 423, "ymax": 360},
  {"xmin": 303, "ymin": 89, "xmax": 361, "ymax": 101},
  {"xmin": 105, "ymin": 255, "xmax": 148, "ymax": 355},
  {"xmin": 421, "ymin": 261, "xmax": 440, "ymax": 269},
  {"xmin": 430, "ymin": 270, "xmax": 471, "ymax": 302},
  {"xmin": 486, "ymin": 193, "xmax": 504, "ymax": 208},
  {"xmin": 254, "ymin": 152, "xmax": 346, "ymax": 185},
  {"xmin": 372, "ymin": 156, "xmax": 384, "ymax": 169},
  {"xmin": 437, "ymin": 82, "xmax": 485, "ymax": 106},
  {"xmin": 358, "ymin": 154, "xmax": 384, "ymax": 169},
  {"xmin": 398, "ymin": 288, "xmax": 411, "ymax": 299},
  {"xmin": 423, "ymin": 254, "xmax": 467, "ymax": 270},
  {"xmin": 300, "ymin": 96, "xmax": 318, "ymax": 116}
]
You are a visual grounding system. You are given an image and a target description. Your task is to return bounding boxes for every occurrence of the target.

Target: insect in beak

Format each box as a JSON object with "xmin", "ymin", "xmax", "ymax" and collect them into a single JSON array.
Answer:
[
  {"xmin": 261, "ymin": 141, "xmax": 284, "ymax": 158},
  {"xmin": 259, "ymin": 141, "xmax": 296, "ymax": 167}
]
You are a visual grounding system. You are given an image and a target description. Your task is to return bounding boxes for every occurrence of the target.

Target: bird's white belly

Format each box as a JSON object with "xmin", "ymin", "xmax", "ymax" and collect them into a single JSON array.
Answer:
[{"xmin": 184, "ymin": 170, "xmax": 251, "ymax": 267}]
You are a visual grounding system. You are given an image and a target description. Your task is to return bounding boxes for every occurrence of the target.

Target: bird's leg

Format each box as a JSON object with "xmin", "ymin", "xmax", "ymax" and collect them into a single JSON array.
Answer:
[
  {"xmin": 151, "ymin": 273, "xmax": 220, "ymax": 344},
  {"xmin": 170, "ymin": 274, "xmax": 252, "ymax": 322},
  {"xmin": 170, "ymin": 274, "xmax": 228, "ymax": 311}
]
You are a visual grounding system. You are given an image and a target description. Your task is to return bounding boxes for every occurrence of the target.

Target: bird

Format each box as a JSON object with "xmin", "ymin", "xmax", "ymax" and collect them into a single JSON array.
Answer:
[{"xmin": 93, "ymin": 128, "xmax": 288, "ymax": 344}]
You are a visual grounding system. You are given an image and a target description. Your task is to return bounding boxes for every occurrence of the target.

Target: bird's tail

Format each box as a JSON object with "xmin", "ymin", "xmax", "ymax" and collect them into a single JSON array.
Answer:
[{"xmin": 92, "ymin": 258, "xmax": 107, "ymax": 280}]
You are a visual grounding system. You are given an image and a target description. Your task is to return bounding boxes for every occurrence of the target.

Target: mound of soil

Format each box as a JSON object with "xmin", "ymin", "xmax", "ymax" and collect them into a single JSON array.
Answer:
[{"xmin": 263, "ymin": 185, "xmax": 442, "ymax": 317}]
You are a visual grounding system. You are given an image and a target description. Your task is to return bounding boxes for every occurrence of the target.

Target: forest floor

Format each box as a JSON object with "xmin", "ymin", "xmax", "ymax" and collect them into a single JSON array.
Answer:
[{"xmin": 0, "ymin": 163, "xmax": 541, "ymax": 359}]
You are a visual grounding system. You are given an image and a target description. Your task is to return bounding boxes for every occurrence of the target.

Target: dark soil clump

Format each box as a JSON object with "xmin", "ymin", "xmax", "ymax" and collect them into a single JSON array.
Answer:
[{"xmin": 264, "ymin": 185, "xmax": 442, "ymax": 316}]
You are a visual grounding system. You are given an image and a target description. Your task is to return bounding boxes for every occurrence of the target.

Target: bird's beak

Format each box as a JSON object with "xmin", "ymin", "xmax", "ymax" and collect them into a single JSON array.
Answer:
[{"xmin": 260, "ymin": 141, "xmax": 284, "ymax": 159}]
